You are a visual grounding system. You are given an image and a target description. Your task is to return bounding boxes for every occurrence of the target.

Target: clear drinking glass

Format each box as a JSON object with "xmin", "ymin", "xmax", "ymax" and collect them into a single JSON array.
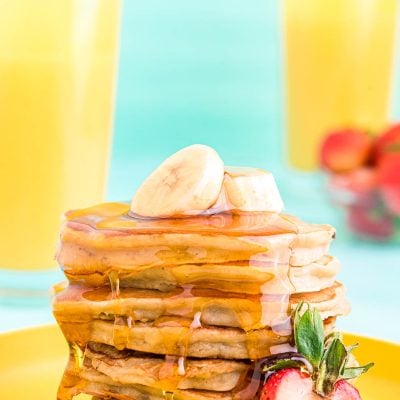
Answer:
[
  {"xmin": 283, "ymin": 0, "xmax": 398, "ymax": 170},
  {"xmin": 0, "ymin": 0, "xmax": 122, "ymax": 301}
]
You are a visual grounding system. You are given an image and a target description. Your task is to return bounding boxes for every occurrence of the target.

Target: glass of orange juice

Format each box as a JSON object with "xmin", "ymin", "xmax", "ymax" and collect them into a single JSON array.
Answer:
[
  {"xmin": 0, "ymin": 0, "xmax": 121, "ymax": 299},
  {"xmin": 283, "ymin": 0, "xmax": 398, "ymax": 170}
]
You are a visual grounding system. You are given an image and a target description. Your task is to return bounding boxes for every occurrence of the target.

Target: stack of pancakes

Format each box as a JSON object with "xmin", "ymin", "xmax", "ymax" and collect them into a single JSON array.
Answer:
[{"xmin": 53, "ymin": 202, "xmax": 350, "ymax": 400}]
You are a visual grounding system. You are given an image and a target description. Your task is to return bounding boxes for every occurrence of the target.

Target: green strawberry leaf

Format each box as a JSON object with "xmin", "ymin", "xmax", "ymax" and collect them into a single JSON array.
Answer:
[
  {"xmin": 341, "ymin": 363, "xmax": 374, "ymax": 380},
  {"xmin": 316, "ymin": 338, "xmax": 347, "ymax": 396},
  {"xmin": 340, "ymin": 343, "xmax": 358, "ymax": 376},
  {"xmin": 293, "ymin": 301, "xmax": 302, "ymax": 331},
  {"xmin": 262, "ymin": 359, "xmax": 306, "ymax": 373},
  {"xmin": 293, "ymin": 303, "xmax": 324, "ymax": 370},
  {"xmin": 290, "ymin": 303, "xmax": 374, "ymax": 397}
]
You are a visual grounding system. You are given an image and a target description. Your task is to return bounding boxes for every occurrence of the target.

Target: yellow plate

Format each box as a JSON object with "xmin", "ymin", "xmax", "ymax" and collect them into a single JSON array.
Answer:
[{"xmin": 0, "ymin": 325, "xmax": 399, "ymax": 399}]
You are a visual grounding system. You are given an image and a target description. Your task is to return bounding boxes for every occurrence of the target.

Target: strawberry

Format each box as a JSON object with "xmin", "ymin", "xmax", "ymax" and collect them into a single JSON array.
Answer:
[
  {"xmin": 259, "ymin": 369, "xmax": 362, "ymax": 400},
  {"xmin": 372, "ymin": 123, "xmax": 400, "ymax": 162},
  {"xmin": 320, "ymin": 129, "xmax": 372, "ymax": 173},
  {"xmin": 260, "ymin": 368, "xmax": 313, "ymax": 400},
  {"xmin": 376, "ymin": 153, "xmax": 400, "ymax": 215},
  {"xmin": 329, "ymin": 167, "xmax": 376, "ymax": 195},
  {"xmin": 328, "ymin": 167, "xmax": 377, "ymax": 209},
  {"xmin": 347, "ymin": 206, "xmax": 394, "ymax": 240},
  {"xmin": 259, "ymin": 304, "xmax": 373, "ymax": 400},
  {"xmin": 329, "ymin": 380, "xmax": 361, "ymax": 400}
]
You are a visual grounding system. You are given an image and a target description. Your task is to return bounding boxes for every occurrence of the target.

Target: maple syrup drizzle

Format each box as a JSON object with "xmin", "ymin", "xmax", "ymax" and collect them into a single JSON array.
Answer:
[
  {"xmin": 108, "ymin": 271, "xmax": 120, "ymax": 299},
  {"xmin": 163, "ymin": 392, "xmax": 175, "ymax": 400},
  {"xmin": 112, "ymin": 316, "xmax": 129, "ymax": 351},
  {"xmin": 177, "ymin": 356, "xmax": 186, "ymax": 376},
  {"xmin": 70, "ymin": 343, "xmax": 85, "ymax": 372},
  {"xmin": 65, "ymin": 202, "xmax": 299, "ymax": 236},
  {"xmin": 158, "ymin": 355, "xmax": 178, "ymax": 381}
]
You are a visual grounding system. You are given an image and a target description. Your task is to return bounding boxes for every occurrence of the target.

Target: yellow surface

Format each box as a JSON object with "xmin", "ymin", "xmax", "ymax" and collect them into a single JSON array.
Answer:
[
  {"xmin": 284, "ymin": 0, "xmax": 398, "ymax": 170},
  {"xmin": 0, "ymin": 0, "xmax": 121, "ymax": 270},
  {"xmin": 0, "ymin": 325, "xmax": 398, "ymax": 399}
]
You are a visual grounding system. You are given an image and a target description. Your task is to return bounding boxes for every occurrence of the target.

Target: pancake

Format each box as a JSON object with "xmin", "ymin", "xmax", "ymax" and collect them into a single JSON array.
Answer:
[
  {"xmin": 79, "ymin": 343, "xmax": 249, "ymax": 392},
  {"xmin": 54, "ymin": 284, "xmax": 347, "ymax": 360},
  {"xmin": 58, "ymin": 351, "xmax": 308, "ymax": 400},
  {"xmin": 60, "ymin": 255, "xmax": 339, "ymax": 295},
  {"xmin": 57, "ymin": 203, "xmax": 335, "ymax": 287},
  {"xmin": 58, "ymin": 369, "xmax": 249, "ymax": 400},
  {"xmin": 53, "ymin": 281, "xmax": 348, "ymax": 332},
  {"xmin": 58, "ymin": 344, "xmax": 288, "ymax": 400},
  {"xmin": 58, "ymin": 319, "xmax": 291, "ymax": 360}
]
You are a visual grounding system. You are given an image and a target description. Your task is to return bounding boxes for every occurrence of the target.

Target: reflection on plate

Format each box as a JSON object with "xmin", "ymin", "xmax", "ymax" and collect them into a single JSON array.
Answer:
[{"xmin": 0, "ymin": 325, "xmax": 399, "ymax": 399}]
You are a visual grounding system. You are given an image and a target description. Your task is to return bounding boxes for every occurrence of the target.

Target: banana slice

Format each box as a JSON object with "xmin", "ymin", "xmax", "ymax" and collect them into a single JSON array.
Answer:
[
  {"xmin": 131, "ymin": 144, "xmax": 224, "ymax": 217},
  {"xmin": 222, "ymin": 166, "xmax": 284, "ymax": 213}
]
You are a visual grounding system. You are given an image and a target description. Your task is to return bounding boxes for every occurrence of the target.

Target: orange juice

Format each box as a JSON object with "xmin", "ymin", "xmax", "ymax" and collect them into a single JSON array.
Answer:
[
  {"xmin": 0, "ymin": 1, "xmax": 121, "ymax": 270},
  {"xmin": 284, "ymin": 0, "xmax": 398, "ymax": 170}
]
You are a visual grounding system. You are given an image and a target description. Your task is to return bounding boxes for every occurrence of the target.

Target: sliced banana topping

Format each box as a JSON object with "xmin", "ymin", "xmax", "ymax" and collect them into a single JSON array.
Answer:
[
  {"xmin": 130, "ymin": 144, "xmax": 224, "ymax": 217},
  {"xmin": 221, "ymin": 166, "xmax": 284, "ymax": 213},
  {"xmin": 130, "ymin": 145, "xmax": 284, "ymax": 217}
]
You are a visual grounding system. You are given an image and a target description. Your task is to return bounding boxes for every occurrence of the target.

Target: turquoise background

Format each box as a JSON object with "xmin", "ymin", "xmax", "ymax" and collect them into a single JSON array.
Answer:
[
  {"xmin": 109, "ymin": 0, "xmax": 284, "ymax": 201},
  {"xmin": 108, "ymin": 0, "xmax": 400, "ymax": 205}
]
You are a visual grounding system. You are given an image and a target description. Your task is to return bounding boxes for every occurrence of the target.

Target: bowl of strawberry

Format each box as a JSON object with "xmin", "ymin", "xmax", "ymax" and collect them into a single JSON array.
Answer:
[{"xmin": 320, "ymin": 124, "xmax": 400, "ymax": 241}]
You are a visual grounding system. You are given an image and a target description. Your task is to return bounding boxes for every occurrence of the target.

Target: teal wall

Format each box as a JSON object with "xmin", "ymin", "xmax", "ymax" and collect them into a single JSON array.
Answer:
[
  {"xmin": 108, "ymin": 0, "xmax": 283, "ymax": 199},
  {"xmin": 108, "ymin": 1, "xmax": 400, "ymax": 201}
]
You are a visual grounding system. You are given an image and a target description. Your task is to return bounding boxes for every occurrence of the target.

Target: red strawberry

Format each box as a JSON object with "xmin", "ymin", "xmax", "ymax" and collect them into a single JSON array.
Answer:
[
  {"xmin": 320, "ymin": 129, "xmax": 372, "ymax": 173},
  {"xmin": 258, "ymin": 305, "xmax": 373, "ymax": 400},
  {"xmin": 329, "ymin": 167, "xmax": 376, "ymax": 195},
  {"xmin": 347, "ymin": 206, "xmax": 394, "ymax": 240},
  {"xmin": 260, "ymin": 368, "xmax": 313, "ymax": 400},
  {"xmin": 329, "ymin": 380, "xmax": 361, "ymax": 400},
  {"xmin": 376, "ymin": 153, "xmax": 400, "ymax": 215},
  {"xmin": 328, "ymin": 167, "xmax": 377, "ymax": 209},
  {"xmin": 372, "ymin": 123, "xmax": 400, "ymax": 162}
]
